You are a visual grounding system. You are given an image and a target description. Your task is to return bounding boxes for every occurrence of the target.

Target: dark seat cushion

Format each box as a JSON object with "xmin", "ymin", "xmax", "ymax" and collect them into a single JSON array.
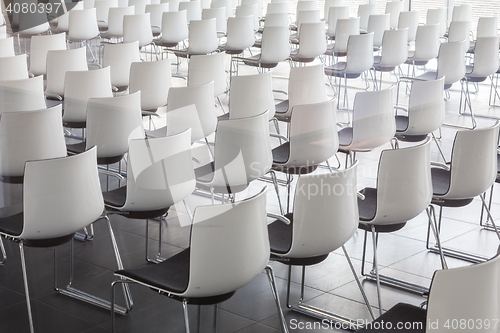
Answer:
[
  {"xmin": 358, "ymin": 188, "xmax": 377, "ymax": 221},
  {"xmin": 116, "ymin": 248, "xmax": 190, "ymax": 294},
  {"xmin": 66, "ymin": 142, "xmax": 86, "ymax": 155},
  {"xmin": 103, "ymin": 186, "xmax": 170, "ymax": 219},
  {"xmin": 338, "ymin": 127, "xmax": 353, "ymax": 146},
  {"xmin": 268, "ymin": 214, "xmax": 329, "ymax": 266},
  {"xmin": 195, "ymin": 162, "xmax": 215, "ymax": 183},
  {"xmin": 395, "ymin": 115, "xmax": 409, "ymax": 132},
  {"xmin": 271, "ymin": 142, "xmax": 318, "ymax": 175},
  {"xmin": 272, "ymin": 142, "xmax": 290, "ymax": 164},
  {"xmin": 275, "ymin": 100, "xmax": 289, "ymax": 114},
  {"xmin": 431, "ymin": 167, "xmax": 450, "ymax": 196},
  {"xmin": 356, "ymin": 303, "xmax": 426, "ymax": 333}
]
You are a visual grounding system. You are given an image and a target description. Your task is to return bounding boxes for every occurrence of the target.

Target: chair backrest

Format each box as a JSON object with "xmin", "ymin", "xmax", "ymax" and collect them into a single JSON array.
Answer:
[
  {"xmin": 296, "ymin": 21, "xmax": 327, "ymax": 59},
  {"xmin": 445, "ymin": 121, "xmax": 500, "ymax": 199},
  {"xmin": 229, "ymin": 71, "xmax": 275, "ymax": 120},
  {"xmin": 350, "ymin": 86, "xmax": 395, "ymax": 151},
  {"xmin": 160, "ymin": 10, "xmax": 188, "ymax": 44},
  {"xmin": 0, "ymin": 26, "xmax": 8, "ymax": 39},
  {"xmin": 326, "ymin": 6, "xmax": 349, "ymax": 37},
  {"xmin": 469, "ymin": 36, "xmax": 500, "ymax": 78},
  {"xmin": 0, "ymin": 37, "xmax": 15, "ymax": 58},
  {"xmin": 129, "ymin": 58, "xmax": 172, "ymax": 110},
  {"xmin": 295, "ymin": 0, "xmax": 317, "ymax": 21},
  {"xmin": 287, "ymin": 99, "xmax": 339, "ymax": 167},
  {"xmin": 123, "ymin": 13, "xmax": 153, "ymax": 47},
  {"xmin": 0, "ymin": 54, "xmax": 29, "ymax": 81},
  {"xmin": 17, "ymin": 9, "xmax": 51, "ymax": 36},
  {"xmin": 367, "ymin": 13, "xmax": 390, "ymax": 48},
  {"xmin": 186, "ymin": 19, "xmax": 218, "ymax": 55},
  {"xmin": 235, "ymin": 4, "xmax": 259, "ymax": 30},
  {"xmin": 166, "ymin": 82, "xmax": 217, "ymax": 142},
  {"xmin": 377, "ymin": 28, "xmax": 408, "ymax": 69},
  {"xmin": 46, "ymin": 47, "xmax": 88, "ymax": 97},
  {"xmin": 448, "ymin": 20, "xmax": 470, "ymax": 53},
  {"xmin": 333, "ymin": 17, "xmax": 360, "ymax": 55},
  {"xmin": 0, "ymin": 76, "xmax": 46, "ymax": 114},
  {"xmin": 427, "ymin": 253, "xmax": 500, "ymax": 332},
  {"xmin": 266, "ymin": 2, "xmax": 287, "ymax": 14},
  {"xmin": 411, "ymin": 24, "xmax": 440, "ymax": 63},
  {"xmin": 187, "ymin": 52, "xmax": 225, "ymax": 97},
  {"xmin": 211, "ymin": 0, "xmax": 232, "ymax": 18},
  {"xmin": 370, "ymin": 138, "xmax": 432, "ymax": 224},
  {"xmin": 476, "ymin": 16, "xmax": 498, "ymax": 38},
  {"xmin": 397, "ymin": 10, "xmax": 418, "ymax": 42},
  {"xmin": 63, "ymin": 66, "xmax": 113, "ymax": 124},
  {"xmin": 95, "ymin": 0, "xmax": 119, "ymax": 29},
  {"xmin": 85, "ymin": 91, "xmax": 145, "ymax": 160},
  {"xmin": 0, "ymin": 105, "xmax": 67, "ymax": 180},
  {"xmin": 288, "ymin": 64, "xmax": 328, "ymax": 113},
  {"xmin": 296, "ymin": 9, "xmax": 320, "ymax": 35},
  {"xmin": 57, "ymin": 1, "xmax": 85, "ymax": 31},
  {"xmin": 451, "ymin": 4, "xmax": 471, "ymax": 22},
  {"xmin": 21, "ymin": 147, "xmax": 103, "ymax": 240},
  {"xmin": 358, "ymin": 3, "xmax": 377, "ymax": 31},
  {"xmin": 344, "ymin": 32, "xmax": 374, "ymax": 74},
  {"xmin": 122, "ymin": 130, "xmax": 196, "ymax": 211},
  {"xmin": 385, "ymin": 0, "xmax": 404, "ymax": 29},
  {"xmin": 29, "ymin": 33, "xmax": 66, "ymax": 76},
  {"xmin": 145, "ymin": 3, "xmax": 169, "ymax": 32},
  {"xmin": 263, "ymin": 12, "xmax": 288, "ymax": 27},
  {"xmin": 161, "ymin": 0, "xmax": 180, "ymax": 10},
  {"xmin": 102, "ymin": 41, "xmax": 141, "ymax": 88},
  {"xmin": 202, "ymin": 7, "xmax": 227, "ymax": 34},
  {"xmin": 260, "ymin": 25, "xmax": 291, "ymax": 64},
  {"xmin": 436, "ymin": 40, "xmax": 466, "ymax": 87},
  {"xmin": 68, "ymin": 8, "xmax": 100, "ymax": 41},
  {"xmin": 241, "ymin": 0, "xmax": 262, "ymax": 18},
  {"xmin": 225, "ymin": 15, "xmax": 255, "ymax": 51},
  {"xmin": 323, "ymin": 0, "xmax": 344, "ymax": 22},
  {"xmin": 287, "ymin": 162, "xmax": 358, "ymax": 258},
  {"xmin": 211, "ymin": 111, "xmax": 272, "ymax": 190},
  {"xmin": 107, "ymin": 6, "xmax": 135, "ymax": 37},
  {"xmin": 185, "ymin": 188, "xmax": 268, "ymax": 297},
  {"xmin": 426, "ymin": 7, "xmax": 447, "ymax": 36},
  {"xmin": 179, "ymin": 0, "xmax": 201, "ymax": 23},
  {"xmin": 129, "ymin": 0, "xmax": 150, "ymax": 14},
  {"xmin": 404, "ymin": 76, "xmax": 445, "ymax": 136}
]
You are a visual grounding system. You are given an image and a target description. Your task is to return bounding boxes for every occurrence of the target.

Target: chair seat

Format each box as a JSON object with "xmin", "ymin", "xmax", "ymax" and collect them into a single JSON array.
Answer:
[
  {"xmin": 66, "ymin": 142, "xmax": 86, "ymax": 155},
  {"xmin": 324, "ymin": 63, "xmax": 363, "ymax": 79},
  {"xmin": 218, "ymin": 44, "xmax": 245, "ymax": 55},
  {"xmin": 271, "ymin": 142, "xmax": 319, "ymax": 174},
  {"xmin": 63, "ymin": 121, "xmax": 86, "ymax": 129},
  {"xmin": 338, "ymin": 127, "xmax": 353, "ymax": 146},
  {"xmin": 356, "ymin": 303, "xmax": 426, "ymax": 333},
  {"xmin": 237, "ymin": 54, "xmax": 279, "ymax": 68},
  {"xmin": 268, "ymin": 213, "xmax": 330, "ymax": 266},
  {"xmin": 289, "ymin": 50, "xmax": 315, "ymax": 63},
  {"xmin": 217, "ymin": 113, "xmax": 230, "ymax": 121},
  {"xmin": 103, "ymin": 186, "xmax": 170, "ymax": 219},
  {"xmin": 465, "ymin": 65, "xmax": 488, "ymax": 83},
  {"xmin": 145, "ymin": 126, "xmax": 167, "ymax": 138},
  {"xmin": 272, "ymin": 142, "xmax": 290, "ymax": 164},
  {"xmin": 156, "ymin": 41, "xmax": 179, "ymax": 48},
  {"xmin": 496, "ymin": 154, "xmax": 500, "ymax": 183},
  {"xmin": 116, "ymin": 248, "xmax": 190, "ymax": 294},
  {"xmin": 395, "ymin": 115, "xmax": 409, "ymax": 132},
  {"xmin": 194, "ymin": 162, "xmax": 215, "ymax": 183},
  {"xmin": 358, "ymin": 187, "xmax": 377, "ymax": 221},
  {"xmin": 275, "ymin": 100, "xmax": 288, "ymax": 114},
  {"xmin": 431, "ymin": 167, "xmax": 474, "ymax": 207}
]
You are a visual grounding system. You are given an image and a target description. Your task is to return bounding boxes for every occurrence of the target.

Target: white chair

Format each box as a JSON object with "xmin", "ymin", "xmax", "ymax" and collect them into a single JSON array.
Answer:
[
  {"xmin": 63, "ymin": 66, "xmax": 114, "ymax": 128},
  {"xmin": 178, "ymin": 0, "xmax": 201, "ymax": 23},
  {"xmin": 357, "ymin": 139, "xmax": 433, "ymax": 316},
  {"xmin": 129, "ymin": 58, "xmax": 172, "ymax": 118},
  {"xmin": 56, "ymin": 1, "xmax": 85, "ymax": 32},
  {"xmin": 265, "ymin": 2, "xmax": 287, "ymax": 15},
  {"xmin": 324, "ymin": 32, "xmax": 374, "ymax": 110},
  {"xmin": 338, "ymin": 86, "xmax": 396, "ymax": 158},
  {"xmin": 0, "ymin": 105, "xmax": 67, "ymax": 183},
  {"xmin": 29, "ymin": 33, "xmax": 67, "ymax": 76},
  {"xmin": 293, "ymin": 9, "xmax": 320, "ymax": 37},
  {"xmin": 67, "ymin": 8, "xmax": 100, "ymax": 62},
  {"xmin": 202, "ymin": 7, "xmax": 227, "ymax": 37},
  {"xmin": 460, "ymin": 36, "xmax": 500, "ymax": 128},
  {"xmin": 129, "ymin": 0, "xmax": 150, "ymax": 14},
  {"xmin": 123, "ymin": 13, "xmax": 158, "ymax": 60},
  {"xmin": 469, "ymin": 16, "xmax": 498, "ymax": 52},
  {"xmin": 358, "ymin": 3, "xmax": 377, "ymax": 32},
  {"xmin": 0, "ymin": 147, "xmax": 106, "ymax": 333},
  {"xmin": 155, "ymin": 10, "xmax": 188, "ymax": 49},
  {"xmin": 0, "ymin": 25, "xmax": 7, "ymax": 38},
  {"xmin": 241, "ymin": 0, "xmax": 262, "ymax": 19},
  {"xmin": 100, "ymin": 6, "xmax": 135, "ymax": 40},
  {"xmin": 397, "ymin": 10, "xmax": 418, "ymax": 43},
  {"xmin": 367, "ymin": 13, "xmax": 390, "ymax": 50},
  {"xmin": 294, "ymin": 0, "xmax": 317, "ymax": 27},
  {"xmin": 219, "ymin": 15, "xmax": 255, "ymax": 57},
  {"xmin": 233, "ymin": 25, "xmax": 290, "ymax": 71},
  {"xmin": 385, "ymin": 0, "xmax": 404, "ymax": 29},
  {"xmin": 0, "ymin": 37, "xmax": 15, "ymax": 57},
  {"xmin": 0, "ymin": 76, "xmax": 46, "ymax": 115},
  {"xmin": 0, "ymin": 54, "xmax": 29, "ymax": 81},
  {"xmin": 102, "ymin": 130, "xmax": 196, "ymax": 263},
  {"xmin": 275, "ymin": 64, "xmax": 328, "ymax": 122},
  {"xmin": 187, "ymin": 53, "xmax": 226, "ymax": 112},
  {"xmin": 372, "ymin": 28, "xmax": 408, "ymax": 90},
  {"xmin": 235, "ymin": 4, "xmax": 259, "ymax": 31},
  {"xmin": 325, "ymin": 6, "xmax": 349, "ymax": 39},
  {"xmin": 161, "ymin": 0, "xmax": 180, "ymax": 10},
  {"xmin": 111, "ymin": 189, "xmax": 288, "ymax": 333},
  {"xmin": 426, "ymin": 7, "xmax": 447, "ymax": 37},
  {"xmin": 94, "ymin": 0, "xmax": 119, "ymax": 31},
  {"xmin": 451, "ymin": 3, "xmax": 471, "ymax": 22},
  {"xmin": 172, "ymin": 18, "xmax": 218, "ymax": 58},
  {"xmin": 195, "ymin": 111, "xmax": 272, "ymax": 197},
  {"xmin": 211, "ymin": 0, "xmax": 232, "ymax": 18},
  {"xmin": 145, "ymin": 3, "xmax": 169, "ymax": 36},
  {"xmin": 102, "ymin": 41, "xmax": 141, "ymax": 92},
  {"xmin": 323, "ymin": 0, "xmax": 344, "ymax": 23},
  {"xmin": 290, "ymin": 21, "xmax": 327, "ymax": 65},
  {"xmin": 404, "ymin": 24, "xmax": 440, "ymax": 77},
  {"xmin": 448, "ymin": 20, "xmax": 471, "ymax": 54},
  {"xmin": 45, "ymin": 47, "xmax": 89, "ymax": 100},
  {"xmin": 325, "ymin": 17, "xmax": 360, "ymax": 59},
  {"xmin": 271, "ymin": 99, "xmax": 339, "ymax": 213}
]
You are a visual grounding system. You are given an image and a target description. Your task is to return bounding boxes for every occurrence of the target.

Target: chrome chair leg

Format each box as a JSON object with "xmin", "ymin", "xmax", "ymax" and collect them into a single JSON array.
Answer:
[
  {"xmin": 0, "ymin": 236, "xmax": 6, "ymax": 265},
  {"xmin": 269, "ymin": 170, "xmax": 284, "ymax": 215},
  {"xmin": 183, "ymin": 299, "xmax": 191, "ymax": 333},
  {"xmin": 370, "ymin": 225, "xmax": 383, "ymax": 317},
  {"xmin": 213, "ymin": 304, "xmax": 218, "ymax": 333},
  {"xmin": 265, "ymin": 265, "xmax": 289, "ymax": 333},
  {"xmin": 19, "ymin": 242, "xmax": 35, "ymax": 333}
]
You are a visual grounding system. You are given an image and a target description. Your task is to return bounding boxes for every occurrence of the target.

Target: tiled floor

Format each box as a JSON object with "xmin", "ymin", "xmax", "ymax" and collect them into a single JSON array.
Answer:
[{"xmin": 1, "ymin": 43, "xmax": 500, "ymax": 333}]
